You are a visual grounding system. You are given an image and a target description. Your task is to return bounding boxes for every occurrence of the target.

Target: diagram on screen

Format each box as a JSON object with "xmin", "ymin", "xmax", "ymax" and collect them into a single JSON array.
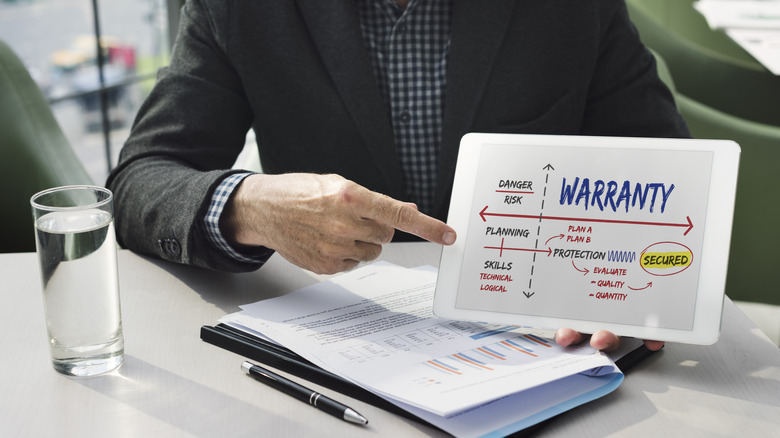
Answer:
[{"xmin": 455, "ymin": 144, "xmax": 714, "ymax": 330}]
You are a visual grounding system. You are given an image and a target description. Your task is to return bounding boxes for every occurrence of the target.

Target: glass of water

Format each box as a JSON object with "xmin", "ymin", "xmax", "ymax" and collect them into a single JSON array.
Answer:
[{"xmin": 30, "ymin": 185, "xmax": 124, "ymax": 377}]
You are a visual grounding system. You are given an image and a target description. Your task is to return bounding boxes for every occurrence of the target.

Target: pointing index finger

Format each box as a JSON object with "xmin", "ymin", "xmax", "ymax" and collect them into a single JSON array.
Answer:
[{"xmin": 369, "ymin": 193, "xmax": 456, "ymax": 246}]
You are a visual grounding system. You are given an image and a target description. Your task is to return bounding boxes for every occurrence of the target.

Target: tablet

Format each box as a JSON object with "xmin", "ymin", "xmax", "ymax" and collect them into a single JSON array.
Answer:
[{"xmin": 433, "ymin": 133, "xmax": 740, "ymax": 345}]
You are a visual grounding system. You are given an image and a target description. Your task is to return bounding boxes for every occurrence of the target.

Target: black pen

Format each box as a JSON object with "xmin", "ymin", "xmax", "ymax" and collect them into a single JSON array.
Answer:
[{"xmin": 241, "ymin": 361, "xmax": 368, "ymax": 425}]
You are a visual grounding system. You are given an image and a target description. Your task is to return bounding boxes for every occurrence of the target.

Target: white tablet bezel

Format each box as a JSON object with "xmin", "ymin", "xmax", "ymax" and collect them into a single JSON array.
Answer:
[{"xmin": 434, "ymin": 133, "xmax": 740, "ymax": 345}]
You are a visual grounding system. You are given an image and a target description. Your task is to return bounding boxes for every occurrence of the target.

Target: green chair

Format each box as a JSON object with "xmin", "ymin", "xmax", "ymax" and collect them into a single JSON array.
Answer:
[
  {"xmin": 627, "ymin": 0, "xmax": 780, "ymax": 127},
  {"xmin": 0, "ymin": 39, "xmax": 93, "ymax": 253},
  {"xmin": 653, "ymin": 49, "xmax": 780, "ymax": 306},
  {"xmin": 631, "ymin": 0, "xmax": 759, "ymax": 65}
]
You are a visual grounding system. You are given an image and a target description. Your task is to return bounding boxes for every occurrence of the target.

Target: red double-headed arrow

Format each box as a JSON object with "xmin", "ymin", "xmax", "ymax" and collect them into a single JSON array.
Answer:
[{"xmin": 479, "ymin": 206, "xmax": 694, "ymax": 236}]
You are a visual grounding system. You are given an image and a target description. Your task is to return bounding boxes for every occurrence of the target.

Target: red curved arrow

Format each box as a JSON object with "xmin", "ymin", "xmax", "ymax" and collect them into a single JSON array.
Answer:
[
  {"xmin": 479, "ymin": 206, "xmax": 694, "ymax": 236},
  {"xmin": 628, "ymin": 282, "xmax": 653, "ymax": 291},
  {"xmin": 572, "ymin": 260, "xmax": 590, "ymax": 275},
  {"xmin": 545, "ymin": 234, "xmax": 564, "ymax": 245}
]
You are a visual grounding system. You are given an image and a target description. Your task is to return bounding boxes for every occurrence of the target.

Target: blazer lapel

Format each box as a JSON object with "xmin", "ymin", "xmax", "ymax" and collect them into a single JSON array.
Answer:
[
  {"xmin": 434, "ymin": 0, "xmax": 518, "ymax": 215},
  {"xmin": 296, "ymin": 0, "xmax": 406, "ymax": 199}
]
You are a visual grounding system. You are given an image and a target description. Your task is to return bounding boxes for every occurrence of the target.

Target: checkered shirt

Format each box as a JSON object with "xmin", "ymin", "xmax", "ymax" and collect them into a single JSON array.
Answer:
[
  {"xmin": 205, "ymin": 0, "xmax": 452, "ymax": 261},
  {"xmin": 204, "ymin": 172, "xmax": 258, "ymax": 263},
  {"xmin": 356, "ymin": 0, "xmax": 452, "ymax": 214}
]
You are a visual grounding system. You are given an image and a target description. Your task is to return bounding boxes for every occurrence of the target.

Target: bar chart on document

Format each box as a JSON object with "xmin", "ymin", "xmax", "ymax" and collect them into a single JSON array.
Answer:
[
  {"xmin": 421, "ymin": 330, "xmax": 554, "ymax": 382},
  {"xmin": 337, "ymin": 318, "xmax": 603, "ymax": 392}
]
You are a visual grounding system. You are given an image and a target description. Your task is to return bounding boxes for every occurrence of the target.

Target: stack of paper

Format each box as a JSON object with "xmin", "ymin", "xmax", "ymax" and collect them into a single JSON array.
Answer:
[{"xmin": 220, "ymin": 262, "xmax": 629, "ymax": 437}]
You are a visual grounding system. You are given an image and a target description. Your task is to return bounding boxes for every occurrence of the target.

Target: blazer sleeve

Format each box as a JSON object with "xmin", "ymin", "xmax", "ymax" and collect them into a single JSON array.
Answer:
[{"xmin": 106, "ymin": 0, "xmax": 265, "ymax": 272}]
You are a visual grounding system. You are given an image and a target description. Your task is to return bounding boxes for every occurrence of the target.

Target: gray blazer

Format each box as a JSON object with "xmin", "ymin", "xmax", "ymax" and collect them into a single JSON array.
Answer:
[{"xmin": 107, "ymin": 0, "xmax": 690, "ymax": 272}]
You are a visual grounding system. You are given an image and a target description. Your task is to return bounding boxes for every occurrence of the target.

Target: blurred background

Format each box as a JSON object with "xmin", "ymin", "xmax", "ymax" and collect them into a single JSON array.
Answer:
[
  {"xmin": 0, "ymin": 0, "xmax": 180, "ymax": 184},
  {"xmin": 1, "ymin": 0, "xmax": 777, "ymax": 345}
]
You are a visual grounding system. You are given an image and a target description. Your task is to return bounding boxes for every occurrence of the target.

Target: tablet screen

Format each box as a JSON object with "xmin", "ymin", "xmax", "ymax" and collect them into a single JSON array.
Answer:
[{"xmin": 435, "ymin": 134, "xmax": 740, "ymax": 344}]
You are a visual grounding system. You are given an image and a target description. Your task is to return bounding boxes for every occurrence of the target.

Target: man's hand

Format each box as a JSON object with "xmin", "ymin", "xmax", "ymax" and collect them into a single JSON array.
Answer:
[
  {"xmin": 555, "ymin": 328, "xmax": 665, "ymax": 352},
  {"xmin": 220, "ymin": 173, "xmax": 456, "ymax": 274}
]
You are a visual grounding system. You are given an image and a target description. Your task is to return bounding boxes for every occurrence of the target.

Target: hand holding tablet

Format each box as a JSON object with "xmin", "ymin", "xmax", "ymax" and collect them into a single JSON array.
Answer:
[{"xmin": 434, "ymin": 134, "xmax": 740, "ymax": 345}]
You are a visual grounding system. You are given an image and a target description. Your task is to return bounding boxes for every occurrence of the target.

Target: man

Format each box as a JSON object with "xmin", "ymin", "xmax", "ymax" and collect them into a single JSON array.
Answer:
[{"xmin": 107, "ymin": 0, "xmax": 685, "ymax": 351}]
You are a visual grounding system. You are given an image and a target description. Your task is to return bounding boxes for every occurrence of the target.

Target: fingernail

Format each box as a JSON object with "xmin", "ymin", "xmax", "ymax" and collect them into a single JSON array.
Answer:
[
  {"xmin": 593, "ymin": 338, "xmax": 618, "ymax": 351},
  {"xmin": 442, "ymin": 231, "xmax": 456, "ymax": 245}
]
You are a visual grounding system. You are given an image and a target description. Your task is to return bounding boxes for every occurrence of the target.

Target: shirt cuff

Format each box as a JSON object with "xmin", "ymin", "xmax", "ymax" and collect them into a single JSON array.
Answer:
[{"xmin": 204, "ymin": 172, "xmax": 270, "ymax": 264}]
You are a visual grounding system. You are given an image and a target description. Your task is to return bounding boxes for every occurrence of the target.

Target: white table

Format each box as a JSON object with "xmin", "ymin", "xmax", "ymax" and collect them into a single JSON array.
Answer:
[{"xmin": 2, "ymin": 244, "xmax": 778, "ymax": 437}]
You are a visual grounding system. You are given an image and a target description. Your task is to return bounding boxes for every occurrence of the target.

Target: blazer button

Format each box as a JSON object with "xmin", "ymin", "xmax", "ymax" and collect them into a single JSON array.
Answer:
[
  {"xmin": 159, "ymin": 238, "xmax": 182, "ymax": 257},
  {"xmin": 168, "ymin": 239, "xmax": 181, "ymax": 256}
]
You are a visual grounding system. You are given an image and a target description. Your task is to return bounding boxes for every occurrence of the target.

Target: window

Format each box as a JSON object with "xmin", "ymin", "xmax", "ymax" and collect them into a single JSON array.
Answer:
[{"xmin": 0, "ymin": 0, "xmax": 180, "ymax": 184}]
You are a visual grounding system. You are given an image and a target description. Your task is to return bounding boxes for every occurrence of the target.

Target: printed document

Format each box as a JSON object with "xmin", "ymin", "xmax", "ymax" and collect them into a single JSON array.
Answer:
[{"xmin": 221, "ymin": 262, "xmax": 619, "ymax": 418}]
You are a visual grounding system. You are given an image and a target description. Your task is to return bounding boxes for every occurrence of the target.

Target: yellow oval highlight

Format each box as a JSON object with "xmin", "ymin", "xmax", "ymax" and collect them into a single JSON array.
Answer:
[
  {"xmin": 640, "ymin": 251, "xmax": 693, "ymax": 269},
  {"xmin": 640, "ymin": 242, "xmax": 694, "ymax": 276}
]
